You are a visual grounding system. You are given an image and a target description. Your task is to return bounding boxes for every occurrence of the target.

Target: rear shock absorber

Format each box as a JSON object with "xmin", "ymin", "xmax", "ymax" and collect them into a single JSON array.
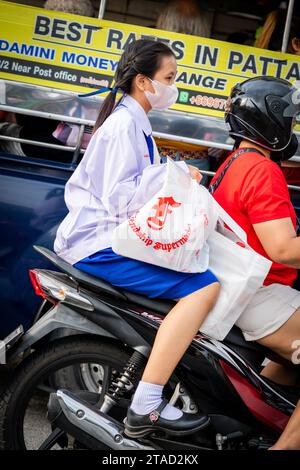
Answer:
[{"xmin": 100, "ymin": 351, "xmax": 147, "ymax": 414}]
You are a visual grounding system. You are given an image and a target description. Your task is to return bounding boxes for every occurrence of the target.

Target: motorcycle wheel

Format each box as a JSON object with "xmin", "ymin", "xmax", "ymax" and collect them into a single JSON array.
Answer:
[
  {"xmin": 0, "ymin": 335, "xmax": 131, "ymax": 450},
  {"xmin": 49, "ymin": 356, "xmax": 106, "ymax": 392}
]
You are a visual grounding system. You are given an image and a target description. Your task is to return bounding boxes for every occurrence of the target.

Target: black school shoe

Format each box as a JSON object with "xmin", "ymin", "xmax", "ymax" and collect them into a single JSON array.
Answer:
[{"xmin": 124, "ymin": 398, "xmax": 210, "ymax": 438}]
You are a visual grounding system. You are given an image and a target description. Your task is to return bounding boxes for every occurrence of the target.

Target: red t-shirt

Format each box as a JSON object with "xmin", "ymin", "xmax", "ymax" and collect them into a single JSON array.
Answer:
[
  {"xmin": 211, "ymin": 149, "xmax": 297, "ymax": 287},
  {"xmin": 282, "ymin": 166, "xmax": 300, "ymax": 186}
]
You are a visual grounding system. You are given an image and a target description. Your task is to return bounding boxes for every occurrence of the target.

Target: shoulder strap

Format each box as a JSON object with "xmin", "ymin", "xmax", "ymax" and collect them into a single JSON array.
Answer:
[
  {"xmin": 209, "ymin": 147, "xmax": 265, "ymax": 194},
  {"xmin": 213, "ymin": 199, "xmax": 248, "ymax": 244}
]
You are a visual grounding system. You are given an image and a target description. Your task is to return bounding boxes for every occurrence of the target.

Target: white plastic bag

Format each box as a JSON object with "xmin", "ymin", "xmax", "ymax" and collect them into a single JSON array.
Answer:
[
  {"xmin": 200, "ymin": 200, "xmax": 272, "ymax": 340},
  {"xmin": 112, "ymin": 158, "xmax": 218, "ymax": 272}
]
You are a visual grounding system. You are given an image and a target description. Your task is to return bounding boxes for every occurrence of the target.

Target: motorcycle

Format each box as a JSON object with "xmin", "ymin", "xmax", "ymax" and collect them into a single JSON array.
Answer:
[{"xmin": 0, "ymin": 245, "xmax": 299, "ymax": 450}]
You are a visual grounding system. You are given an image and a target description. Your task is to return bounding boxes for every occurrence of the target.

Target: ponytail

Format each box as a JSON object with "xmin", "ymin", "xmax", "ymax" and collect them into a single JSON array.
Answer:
[{"xmin": 93, "ymin": 92, "xmax": 118, "ymax": 134}]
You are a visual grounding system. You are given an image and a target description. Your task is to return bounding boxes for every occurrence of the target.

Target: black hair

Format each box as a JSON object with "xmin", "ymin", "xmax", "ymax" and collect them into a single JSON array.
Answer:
[
  {"xmin": 269, "ymin": 14, "xmax": 300, "ymax": 51},
  {"xmin": 93, "ymin": 39, "xmax": 175, "ymax": 132}
]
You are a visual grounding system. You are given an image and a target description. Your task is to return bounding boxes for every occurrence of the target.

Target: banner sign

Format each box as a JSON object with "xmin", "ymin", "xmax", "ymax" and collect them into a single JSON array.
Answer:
[{"xmin": 0, "ymin": 1, "xmax": 299, "ymax": 119}]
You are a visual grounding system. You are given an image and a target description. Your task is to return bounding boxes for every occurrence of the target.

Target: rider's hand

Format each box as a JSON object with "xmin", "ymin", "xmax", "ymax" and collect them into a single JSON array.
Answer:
[{"xmin": 187, "ymin": 164, "xmax": 202, "ymax": 184}]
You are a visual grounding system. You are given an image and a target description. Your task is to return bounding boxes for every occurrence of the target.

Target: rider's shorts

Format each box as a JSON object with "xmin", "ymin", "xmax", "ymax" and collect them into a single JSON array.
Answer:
[
  {"xmin": 235, "ymin": 283, "xmax": 300, "ymax": 341},
  {"xmin": 74, "ymin": 247, "xmax": 218, "ymax": 299}
]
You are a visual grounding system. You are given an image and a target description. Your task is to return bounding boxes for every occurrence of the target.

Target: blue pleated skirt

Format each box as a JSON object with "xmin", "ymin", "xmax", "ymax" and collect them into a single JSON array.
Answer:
[{"xmin": 74, "ymin": 248, "xmax": 218, "ymax": 300}]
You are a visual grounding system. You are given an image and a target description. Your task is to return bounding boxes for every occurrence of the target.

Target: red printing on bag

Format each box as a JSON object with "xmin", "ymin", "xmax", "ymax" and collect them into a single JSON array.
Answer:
[
  {"xmin": 147, "ymin": 197, "xmax": 181, "ymax": 231},
  {"xmin": 128, "ymin": 215, "xmax": 191, "ymax": 252}
]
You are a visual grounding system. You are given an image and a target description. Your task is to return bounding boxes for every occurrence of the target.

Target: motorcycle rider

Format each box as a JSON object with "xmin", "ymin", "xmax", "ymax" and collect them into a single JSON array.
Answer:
[
  {"xmin": 54, "ymin": 39, "xmax": 220, "ymax": 437},
  {"xmin": 210, "ymin": 76, "xmax": 300, "ymax": 450}
]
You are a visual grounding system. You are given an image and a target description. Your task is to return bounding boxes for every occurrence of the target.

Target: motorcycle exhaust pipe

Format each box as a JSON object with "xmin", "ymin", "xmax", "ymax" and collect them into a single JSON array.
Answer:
[{"xmin": 47, "ymin": 389, "xmax": 154, "ymax": 450}]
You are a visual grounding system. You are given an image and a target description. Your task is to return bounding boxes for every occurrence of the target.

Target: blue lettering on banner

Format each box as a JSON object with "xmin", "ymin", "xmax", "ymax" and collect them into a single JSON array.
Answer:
[
  {"xmin": 61, "ymin": 50, "xmax": 118, "ymax": 71},
  {"xmin": 0, "ymin": 39, "xmax": 55, "ymax": 60}
]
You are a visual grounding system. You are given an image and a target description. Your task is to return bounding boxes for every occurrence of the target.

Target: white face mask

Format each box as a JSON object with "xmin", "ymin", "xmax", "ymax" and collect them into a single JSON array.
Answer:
[{"xmin": 145, "ymin": 78, "xmax": 178, "ymax": 110}]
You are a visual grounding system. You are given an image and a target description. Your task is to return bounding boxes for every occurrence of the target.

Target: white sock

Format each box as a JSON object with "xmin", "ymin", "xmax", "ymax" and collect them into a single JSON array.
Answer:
[{"xmin": 130, "ymin": 381, "xmax": 183, "ymax": 420}]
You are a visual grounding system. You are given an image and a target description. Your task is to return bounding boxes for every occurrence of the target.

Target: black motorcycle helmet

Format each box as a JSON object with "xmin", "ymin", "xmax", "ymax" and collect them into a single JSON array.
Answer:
[{"xmin": 225, "ymin": 76, "xmax": 300, "ymax": 161}]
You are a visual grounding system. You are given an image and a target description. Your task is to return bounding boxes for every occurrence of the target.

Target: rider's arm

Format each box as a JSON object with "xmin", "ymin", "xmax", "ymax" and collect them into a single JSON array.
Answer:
[
  {"xmin": 239, "ymin": 160, "xmax": 299, "ymax": 267},
  {"xmin": 253, "ymin": 218, "xmax": 300, "ymax": 268}
]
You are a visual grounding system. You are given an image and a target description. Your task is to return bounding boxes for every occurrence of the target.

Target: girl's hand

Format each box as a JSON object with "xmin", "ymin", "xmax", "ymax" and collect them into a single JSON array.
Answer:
[{"xmin": 187, "ymin": 164, "xmax": 202, "ymax": 184}]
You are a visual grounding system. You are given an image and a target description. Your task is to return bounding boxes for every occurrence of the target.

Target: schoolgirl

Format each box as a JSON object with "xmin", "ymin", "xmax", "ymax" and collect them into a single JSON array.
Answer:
[{"xmin": 55, "ymin": 39, "xmax": 220, "ymax": 436}]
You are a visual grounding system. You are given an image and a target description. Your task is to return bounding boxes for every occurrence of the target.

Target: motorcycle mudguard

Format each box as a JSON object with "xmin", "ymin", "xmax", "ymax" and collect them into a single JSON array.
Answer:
[{"xmin": 7, "ymin": 303, "xmax": 116, "ymax": 364}]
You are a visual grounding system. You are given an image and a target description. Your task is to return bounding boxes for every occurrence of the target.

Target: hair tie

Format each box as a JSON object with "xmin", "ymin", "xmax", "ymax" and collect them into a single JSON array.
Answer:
[{"xmin": 78, "ymin": 86, "xmax": 119, "ymax": 98}]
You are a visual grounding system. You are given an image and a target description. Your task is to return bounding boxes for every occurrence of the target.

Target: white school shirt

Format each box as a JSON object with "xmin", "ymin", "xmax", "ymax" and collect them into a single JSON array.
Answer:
[{"xmin": 54, "ymin": 94, "xmax": 187, "ymax": 265}]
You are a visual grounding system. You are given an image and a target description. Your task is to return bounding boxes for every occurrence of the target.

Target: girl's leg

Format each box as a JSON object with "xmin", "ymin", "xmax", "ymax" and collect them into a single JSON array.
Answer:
[
  {"xmin": 76, "ymin": 252, "xmax": 220, "ymax": 428},
  {"xmin": 142, "ymin": 282, "xmax": 220, "ymax": 384},
  {"xmin": 130, "ymin": 282, "xmax": 220, "ymax": 420}
]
